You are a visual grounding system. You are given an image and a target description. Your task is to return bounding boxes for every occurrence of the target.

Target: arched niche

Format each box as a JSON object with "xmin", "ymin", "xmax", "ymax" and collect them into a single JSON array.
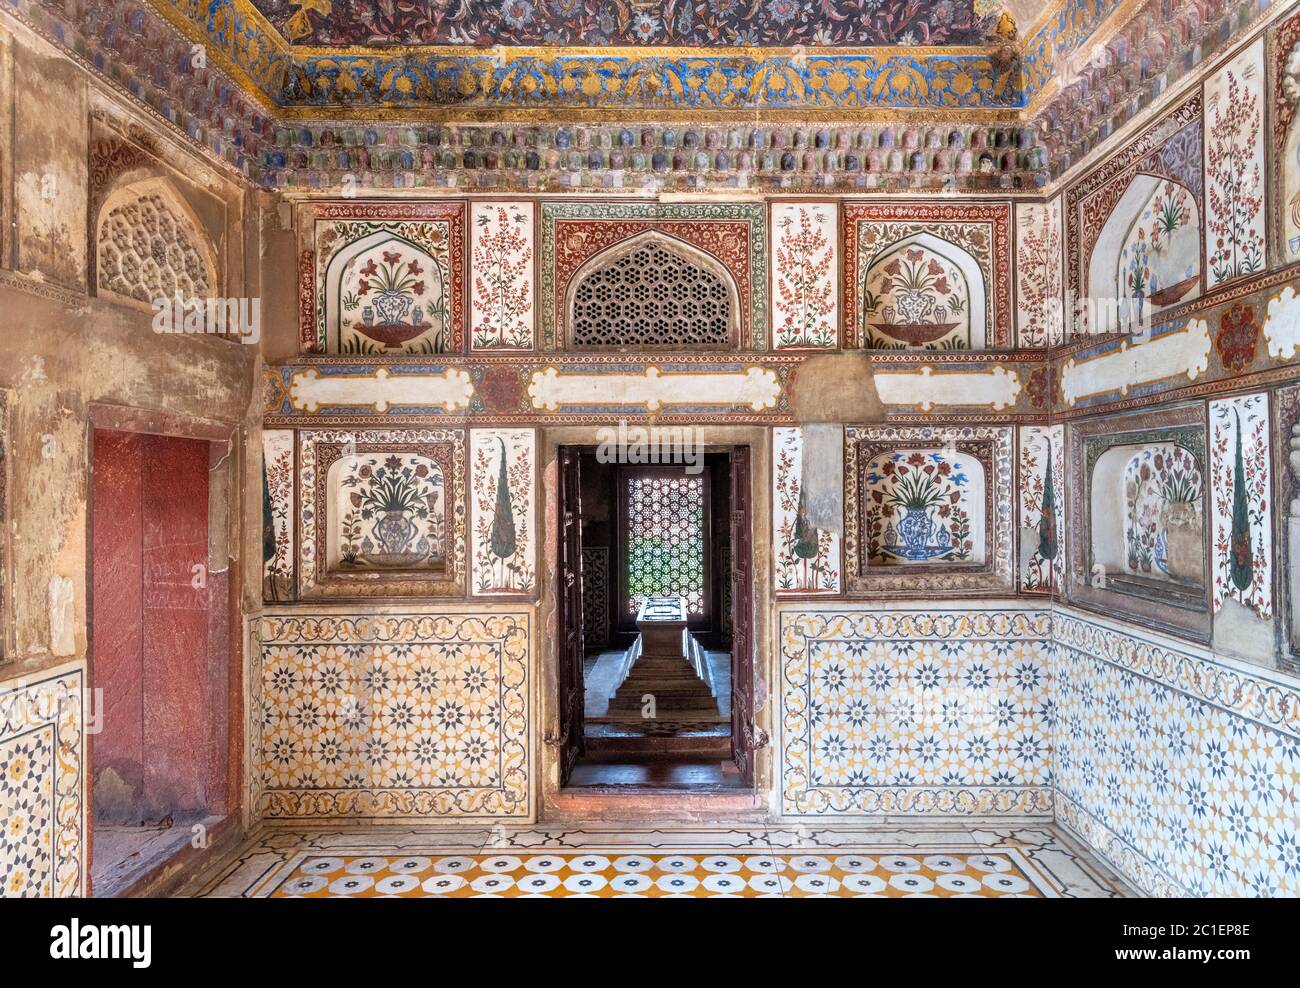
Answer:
[
  {"xmin": 95, "ymin": 175, "xmax": 218, "ymax": 308},
  {"xmin": 323, "ymin": 229, "xmax": 448, "ymax": 354},
  {"xmin": 1090, "ymin": 440, "xmax": 1204, "ymax": 588},
  {"xmin": 861, "ymin": 232, "xmax": 986, "ymax": 350},
  {"xmin": 564, "ymin": 231, "xmax": 741, "ymax": 349},
  {"xmin": 1088, "ymin": 173, "xmax": 1201, "ymax": 333}
]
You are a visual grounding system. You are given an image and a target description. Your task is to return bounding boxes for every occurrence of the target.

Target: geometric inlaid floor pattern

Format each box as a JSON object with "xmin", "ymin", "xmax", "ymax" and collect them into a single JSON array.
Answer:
[{"xmin": 192, "ymin": 824, "xmax": 1130, "ymax": 898}]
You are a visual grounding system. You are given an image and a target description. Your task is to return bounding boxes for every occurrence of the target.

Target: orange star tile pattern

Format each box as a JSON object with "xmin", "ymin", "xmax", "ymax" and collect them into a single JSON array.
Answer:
[{"xmin": 269, "ymin": 850, "xmax": 1047, "ymax": 898}]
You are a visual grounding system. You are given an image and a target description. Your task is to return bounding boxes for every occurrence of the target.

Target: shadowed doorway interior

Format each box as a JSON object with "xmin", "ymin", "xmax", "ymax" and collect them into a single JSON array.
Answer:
[{"xmin": 554, "ymin": 445, "xmax": 757, "ymax": 792}]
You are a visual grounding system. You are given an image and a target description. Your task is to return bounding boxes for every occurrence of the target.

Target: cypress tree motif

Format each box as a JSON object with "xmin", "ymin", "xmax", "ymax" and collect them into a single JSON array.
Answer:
[
  {"xmin": 262, "ymin": 464, "xmax": 276, "ymax": 566},
  {"xmin": 792, "ymin": 485, "xmax": 819, "ymax": 560},
  {"xmin": 1228, "ymin": 407, "xmax": 1254, "ymax": 594},
  {"xmin": 489, "ymin": 438, "xmax": 518, "ymax": 573},
  {"xmin": 1037, "ymin": 444, "xmax": 1058, "ymax": 564}
]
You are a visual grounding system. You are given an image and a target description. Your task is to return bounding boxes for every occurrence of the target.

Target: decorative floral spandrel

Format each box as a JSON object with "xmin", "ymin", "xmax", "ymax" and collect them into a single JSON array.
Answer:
[
  {"xmin": 1209, "ymin": 394, "xmax": 1272, "ymax": 620},
  {"xmin": 471, "ymin": 203, "xmax": 534, "ymax": 350},
  {"xmin": 864, "ymin": 451, "xmax": 977, "ymax": 564},
  {"xmin": 1121, "ymin": 444, "xmax": 1203, "ymax": 586},
  {"xmin": 864, "ymin": 245, "xmax": 970, "ymax": 350},
  {"xmin": 471, "ymin": 429, "xmax": 536, "ymax": 596},
  {"xmin": 771, "ymin": 204, "xmax": 837, "ymax": 349},
  {"xmin": 773, "ymin": 428, "xmax": 839, "ymax": 593},
  {"xmin": 337, "ymin": 454, "xmax": 446, "ymax": 570}
]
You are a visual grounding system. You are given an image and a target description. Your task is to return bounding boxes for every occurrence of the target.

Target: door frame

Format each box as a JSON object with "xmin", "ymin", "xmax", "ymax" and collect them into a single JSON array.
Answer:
[
  {"xmin": 84, "ymin": 403, "xmax": 244, "ymax": 895},
  {"xmin": 539, "ymin": 426, "xmax": 773, "ymax": 819}
]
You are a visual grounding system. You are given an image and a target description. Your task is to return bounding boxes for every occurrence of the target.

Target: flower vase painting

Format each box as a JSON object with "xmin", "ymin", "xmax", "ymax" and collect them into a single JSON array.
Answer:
[
  {"xmin": 328, "ymin": 453, "xmax": 447, "ymax": 572},
  {"xmin": 319, "ymin": 218, "xmax": 457, "ymax": 354},
  {"xmin": 1117, "ymin": 443, "xmax": 1205, "ymax": 587},
  {"xmin": 1115, "ymin": 180, "xmax": 1201, "ymax": 333},
  {"xmin": 862, "ymin": 243, "xmax": 973, "ymax": 350},
  {"xmin": 862, "ymin": 450, "xmax": 985, "ymax": 566}
]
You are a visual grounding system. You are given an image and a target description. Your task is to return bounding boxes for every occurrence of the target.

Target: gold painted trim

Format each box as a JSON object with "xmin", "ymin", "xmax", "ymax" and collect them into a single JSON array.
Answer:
[
  {"xmin": 145, "ymin": 0, "xmax": 281, "ymax": 110},
  {"xmin": 288, "ymin": 43, "xmax": 1009, "ymax": 58},
  {"xmin": 275, "ymin": 105, "xmax": 1028, "ymax": 124}
]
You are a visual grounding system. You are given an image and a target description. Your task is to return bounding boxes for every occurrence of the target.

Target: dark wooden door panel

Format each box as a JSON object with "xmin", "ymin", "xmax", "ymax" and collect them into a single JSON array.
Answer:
[
  {"xmin": 554, "ymin": 447, "xmax": 585, "ymax": 785},
  {"xmin": 729, "ymin": 444, "xmax": 759, "ymax": 786}
]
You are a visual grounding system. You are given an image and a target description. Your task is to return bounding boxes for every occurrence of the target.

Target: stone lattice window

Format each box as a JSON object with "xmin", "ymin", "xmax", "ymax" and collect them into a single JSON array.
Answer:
[
  {"xmin": 624, "ymin": 473, "xmax": 706, "ymax": 617},
  {"xmin": 96, "ymin": 180, "xmax": 216, "ymax": 305},
  {"xmin": 569, "ymin": 236, "xmax": 736, "ymax": 347}
]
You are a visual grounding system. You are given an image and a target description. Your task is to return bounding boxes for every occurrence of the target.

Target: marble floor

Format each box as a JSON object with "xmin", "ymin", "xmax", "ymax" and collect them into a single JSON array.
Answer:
[{"xmin": 189, "ymin": 822, "xmax": 1132, "ymax": 898}]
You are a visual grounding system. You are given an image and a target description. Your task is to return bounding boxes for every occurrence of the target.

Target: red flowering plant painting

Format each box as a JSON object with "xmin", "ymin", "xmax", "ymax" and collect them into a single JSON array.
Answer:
[
  {"xmin": 1205, "ymin": 62, "xmax": 1266, "ymax": 286},
  {"xmin": 1209, "ymin": 394, "xmax": 1272, "ymax": 619},
  {"xmin": 471, "ymin": 204, "xmax": 534, "ymax": 350},
  {"xmin": 772, "ymin": 205, "xmax": 836, "ymax": 349},
  {"xmin": 1015, "ymin": 202, "xmax": 1063, "ymax": 347}
]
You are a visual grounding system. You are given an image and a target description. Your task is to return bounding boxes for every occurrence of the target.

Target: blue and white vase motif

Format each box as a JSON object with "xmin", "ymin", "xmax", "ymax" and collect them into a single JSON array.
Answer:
[{"xmin": 897, "ymin": 507, "xmax": 934, "ymax": 556}]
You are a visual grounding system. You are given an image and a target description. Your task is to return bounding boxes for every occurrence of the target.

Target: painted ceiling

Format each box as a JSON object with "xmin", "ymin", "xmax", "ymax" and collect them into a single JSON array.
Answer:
[
  {"xmin": 252, "ymin": 0, "xmax": 998, "ymax": 47},
  {"xmin": 137, "ymin": 0, "xmax": 1115, "ymax": 116}
]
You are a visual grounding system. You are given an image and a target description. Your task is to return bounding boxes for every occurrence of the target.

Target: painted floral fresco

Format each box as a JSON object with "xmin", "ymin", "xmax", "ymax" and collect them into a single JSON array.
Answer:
[
  {"xmin": 299, "ymin": 429, "xmax": 466, "ymax": 598},
  {"xmin": 771, "ymin": 203, "xmax": 837, "ymax": 349},
  {"xmin": 470, "ymin": 202, "xmax": 534, "ymax": 351},
  {"xmin": 1115, "ymin": 180, "xmax": 1200, "ymax": 333},
  {"xmin": 1070, "ymin": 95, "xmax": 1202, "ymax": 336},
  {"xmin": 1119, "ymin": 443, "xmax": 1204, "ymax": 585},
  {"xmin": 773, "ymin": 428, "xmax": 840, "ymax": 594},
  {"xmin": 255, "ymin": 0, "xmax": 994, "ymax": 46},
  {"xmin": 309, "ymin": 204, "xmax": 465, "ymax": 354},
  {"xmin": 1204, "ymin": 39, "xmax": 1266, "ymax": 288},
  {"xmin": 1018, "ymin": 426, "xmax": 1063, "ymax": 594},
  {"xmin": 331, "ymin": 453, "xmax": 448, "ymax": 572},
  {"xmin": 845, "ymin": 203, "xmax": 1008, "ymax": 349},
  {"xmin": 1209, "ymin": 393, "xmax": 1272, "ymax": 620},
  {"xmin": 261, "ymin": 430, "xmax": 294, "ymax": 602},
  {"xmin": 862, "ymin": 450, "xmax": 983, "ymax": 565},
  {"xmin": 862, "ymin": 243, "xmax": 973, "ymax": 350},
  {"xmin": 1281, "ymin": 17, "xmax": 1300, "ymax": 261},
  {"xmin": 470, "ymin": 429, "xmax": 536, "ymax": 596},
  {"xmin": 1014, "ymin": 199, "xmax": 1063, "ymax": 347}
]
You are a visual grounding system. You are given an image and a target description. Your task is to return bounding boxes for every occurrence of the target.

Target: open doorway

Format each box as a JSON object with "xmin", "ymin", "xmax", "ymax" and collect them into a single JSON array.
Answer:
[
  {"xmin": 555, "ymin": 444, "xmax": 756, "ymax": 792},
  {"xmin": 88, "ymin": 427, "xmax": 230, "ymax": 896}
]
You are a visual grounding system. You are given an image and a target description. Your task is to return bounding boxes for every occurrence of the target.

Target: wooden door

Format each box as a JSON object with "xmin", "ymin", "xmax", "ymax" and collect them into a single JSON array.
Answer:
[
  {"xmin": 553, "ymin": 447, "xmax": 586, "ymax": 785},
  {"xmin": 728, "ymin": 445, "xmax": 763, "ymax": 786}
]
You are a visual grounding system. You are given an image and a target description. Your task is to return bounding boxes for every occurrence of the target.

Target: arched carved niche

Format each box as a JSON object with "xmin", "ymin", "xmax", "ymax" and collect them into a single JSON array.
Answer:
[
  {"xmin": 564, "ymin": 231, "xmax": 741, "ymax": 349},
  {"xmin": 95, "ymin": 175, "xmax": 218, "ymax": 308}
]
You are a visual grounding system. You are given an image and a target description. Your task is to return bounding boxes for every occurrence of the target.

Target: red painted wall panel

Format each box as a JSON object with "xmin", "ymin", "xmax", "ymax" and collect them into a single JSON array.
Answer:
[
  {"xmin": 90, "ymin": 430, "xmax": 145, "ymax": 822},
  {"xmin": 141, "ymin": 434, "xmax": 211, "ymax": 817}
]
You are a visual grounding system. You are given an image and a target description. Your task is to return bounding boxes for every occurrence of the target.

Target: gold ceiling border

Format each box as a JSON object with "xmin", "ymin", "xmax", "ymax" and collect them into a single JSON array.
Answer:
[{"xmin": 144, "ymin": 0, "xmax": 1143, "ymax": 120}]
